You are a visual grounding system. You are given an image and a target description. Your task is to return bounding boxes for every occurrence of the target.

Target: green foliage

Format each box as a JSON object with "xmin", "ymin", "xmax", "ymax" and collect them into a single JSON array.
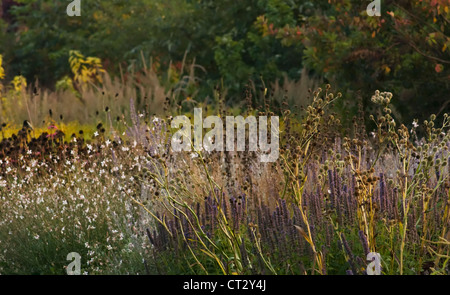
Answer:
[
  {"xmin": 1, "ymin": 1, "xmax": 305, "ymax": 97},
  {"xmin": 2, "ymin": 0, "xmax": 447, "ymax": 124},
  {"xmin": 259, "ymin": 0, "xmax": 450, "ymax": 124}
]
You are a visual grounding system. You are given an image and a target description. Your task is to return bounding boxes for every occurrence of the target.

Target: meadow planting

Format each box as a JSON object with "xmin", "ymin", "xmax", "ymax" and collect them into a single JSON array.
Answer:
[
  {"xmin": 0, "ymin": 0, "xmax": 449, "ymax": 276},
  {"xmin": 0, "ymin": 71, "xmax": 448, "ymax": 274}
]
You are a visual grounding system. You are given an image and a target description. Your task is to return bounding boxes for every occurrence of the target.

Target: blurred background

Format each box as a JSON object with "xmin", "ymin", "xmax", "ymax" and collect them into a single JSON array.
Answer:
[{"xmin": 0, "ymin": 0, "xmax": 449, "ymax": 128}]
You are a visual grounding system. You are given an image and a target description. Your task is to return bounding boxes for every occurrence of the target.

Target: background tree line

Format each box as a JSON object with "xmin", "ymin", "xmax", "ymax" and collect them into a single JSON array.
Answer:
[{"xmin": 0, "ymin": 0, "xmax": 448, "ymax": 125}]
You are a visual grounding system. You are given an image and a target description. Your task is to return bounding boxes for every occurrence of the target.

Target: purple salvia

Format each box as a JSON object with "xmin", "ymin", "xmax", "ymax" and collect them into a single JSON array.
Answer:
[
  {"xmin": 341, "ymin": 233, "xmax": 357, "ymax": 275},
  {"xmin": 205, "ymin": 195, "xmax": 212, "ymax": 226},
  {"xmin": 146, "ymin": 228, "xmax": 155, "ymax": 246},
  {"xmin": 334, "ymin": 168, "xmax": 343, "ymax": 225},
  {"xmin": 275, "ymin": 205, "xmax": 282, "ymax": 230},
  {"xmin": 434, "ymin": 197, "xmax": 440, "ymax": 234},
  {"xmin": 315, "ymin": 188, "xmax": 323, "ymax": 225},
  {"xmin": 258, "ymin": 205, "xmax": 268, "ymax": 243},
  {"xmin": 276, "ymin": 205, "xmax": 288, "ymax": 258},
  {"xmin": 230, "ymin": 197, "xmax": 239, "ymax": 231},
  {"xmin": 343, "ymin": 184, "xmax": 353, "ymax": 222},
  {"xmin": 288, "ymin": 215, "xmax": 297, "ymax": 248},
  {"xmin": 358, "ymin": 230, "xmax": 370, "ymax": 257},
  {"xmin": 356, "ymin": 256, "xmax": 366, "ymax": 274},
  {"xmin": 153, "ymin": 229, "xmax": 161, "ymax": 249},
  {"xmin": 309, "ymin": 223, "xmax": 316, "ymax": 245},
  {"xmin": 201, "ymin": 204, "xmax": 206, "ymax": 228},
  {"xmin": 281, "ymin": 199, "xmax": 290, "ymax": 229},
  {"xmin": 167, "ymin": 219, "xmax": 175, "ymax": 242},
  {"xmin": 211, "ymin": 203, "xmax": 218, "ymax": 234},
  {"xmin": 266, "ymin": 225, "xmax": 276, "ymax": 253}
]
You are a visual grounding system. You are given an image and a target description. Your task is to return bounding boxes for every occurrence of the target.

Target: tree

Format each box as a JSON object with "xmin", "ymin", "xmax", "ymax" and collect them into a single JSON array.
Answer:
[{"xmin": 258, "ymin": 0, "xmax": 450, "ymax": 123}]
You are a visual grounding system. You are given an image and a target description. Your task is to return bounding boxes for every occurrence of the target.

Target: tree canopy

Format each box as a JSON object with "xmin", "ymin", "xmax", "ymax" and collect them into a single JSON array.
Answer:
[{"xmin": 0, "ymin": 0, "xmax": 448, "ymax": 124}]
